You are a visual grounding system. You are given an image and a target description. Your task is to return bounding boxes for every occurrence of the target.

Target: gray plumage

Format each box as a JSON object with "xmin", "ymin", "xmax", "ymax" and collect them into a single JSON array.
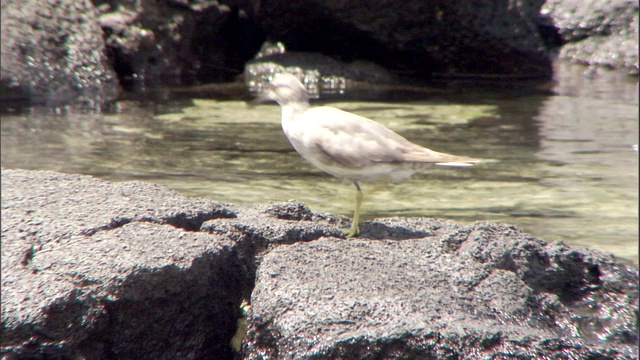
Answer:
[
  {"xmin": 258, "ymin": 73, "xmax": 479, "ymax": 182},
  {"xmin": 254, "ymin": 73, "xmax": 480, "ymax": 237}
]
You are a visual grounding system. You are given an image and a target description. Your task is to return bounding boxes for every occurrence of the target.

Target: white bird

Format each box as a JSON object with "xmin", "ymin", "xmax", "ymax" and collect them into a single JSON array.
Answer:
[{"xmin": 254, "ymin": 73, "xmax": 480, "ymax": 237}]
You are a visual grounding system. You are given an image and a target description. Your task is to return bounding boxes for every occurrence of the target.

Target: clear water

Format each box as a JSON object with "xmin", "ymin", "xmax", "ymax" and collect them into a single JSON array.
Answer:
[{"xmin": 2, "ymin": 62, "xmax": 638, "ymax": 263}]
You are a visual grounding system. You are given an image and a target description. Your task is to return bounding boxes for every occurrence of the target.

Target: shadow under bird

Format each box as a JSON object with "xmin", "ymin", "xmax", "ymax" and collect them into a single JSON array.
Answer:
[{"xmin": 252, "ymin": 73, "xmax": 480, "ymax": 237}]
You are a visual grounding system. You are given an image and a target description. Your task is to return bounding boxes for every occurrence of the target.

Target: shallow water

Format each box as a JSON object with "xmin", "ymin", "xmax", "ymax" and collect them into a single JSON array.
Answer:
[{"xmin": 2, "ymin": 62, "xmax": 638, "ymax": 263}]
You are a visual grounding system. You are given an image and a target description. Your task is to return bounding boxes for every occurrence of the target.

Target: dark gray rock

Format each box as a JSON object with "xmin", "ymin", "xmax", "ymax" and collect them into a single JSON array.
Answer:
[
  {"xmin": 201, "ymin": 200, "xmax": 344, "ymax": 246},
  {"xmin": 244, "ymin": 219, "xmax": 638, "ymax": 359},
  {"xmin": 97, "ymin": 0, "xmax": 264, "ymax": 89},
  {"xmin": 1, "ymin": 169, "xmax": 244, "ymax": 359},
  {"xmin": 2, "ymin": 169, "xmax": 637, "ymax": 359},
  {"xmin": 0, "ymin": 169, "xmax": 340, "ymax": 359},
  {"xmin": 249, "ymin": 0, "xmax": 552, "ymax": 78},
  {"xmin": 542, "ymin": 0, "xmax": 639, "ymax": 72},
  {"xmin": 0, "ymin": 0, "xmax": 119, "ymax": 105}
]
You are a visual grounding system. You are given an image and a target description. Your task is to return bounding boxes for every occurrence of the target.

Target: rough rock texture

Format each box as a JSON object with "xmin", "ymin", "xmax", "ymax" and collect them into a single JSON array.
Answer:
[
  {"xmin": 245, "ymin": 220, "xmax": 639, "ymax": 359},
  {"xmin": 0, "ymin": 169, "xmax": 341, "ymax": 359},
  {"xmin": 97, "ymin": 0, "xmax": 264, "ymax": 89},
  {"xmin": 542, "ymin": 0, "xmax": 639, "ymax": 72},
  {"xmin": 249, "ymin": 0, "xmax": 553, "ymax": 78},
  {"xmin": 0, "ymin": 0, "xmax": 119, "ymax": 105},
  {"xmin": 2, "ymin": 168, "xmax": 638, "ymax": 359},
  {"xmin": 1, "ymin": 169, "xmax": 243, "ymax": 359}
]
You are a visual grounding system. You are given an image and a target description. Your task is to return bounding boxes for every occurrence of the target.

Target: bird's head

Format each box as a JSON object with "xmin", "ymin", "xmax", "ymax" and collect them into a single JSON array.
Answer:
[{"xmin": 252, "ymin": 73, "xmax": 310, "ymax": 106}]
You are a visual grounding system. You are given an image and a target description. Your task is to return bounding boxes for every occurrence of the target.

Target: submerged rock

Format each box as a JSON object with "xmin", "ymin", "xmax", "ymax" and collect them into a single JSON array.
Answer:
[{"xmin": 245, "ymin": 43, "xmax": 398, "ymax": 100}]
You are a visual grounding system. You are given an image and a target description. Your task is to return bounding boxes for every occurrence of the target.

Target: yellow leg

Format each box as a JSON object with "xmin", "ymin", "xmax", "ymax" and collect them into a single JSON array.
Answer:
[{"xmin": 343, "ymin": 181, "xmax": 363, "ymax": 238}]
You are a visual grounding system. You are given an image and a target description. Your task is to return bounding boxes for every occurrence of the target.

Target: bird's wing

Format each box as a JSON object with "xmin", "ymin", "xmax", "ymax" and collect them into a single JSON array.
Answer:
[{"xmin": 298, "ymin": 106, "xmax": 476, "ymax": 168}]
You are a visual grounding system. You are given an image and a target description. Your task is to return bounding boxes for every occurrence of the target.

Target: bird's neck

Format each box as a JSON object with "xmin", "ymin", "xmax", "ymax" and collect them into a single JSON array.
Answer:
[{"xmin": 281, "ymin": 102, "xmax": 309, "ymax": 121}]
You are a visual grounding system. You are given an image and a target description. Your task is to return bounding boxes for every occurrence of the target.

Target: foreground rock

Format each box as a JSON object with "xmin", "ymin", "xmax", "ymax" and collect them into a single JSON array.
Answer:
[
  {"xmin": 2, "ymin": 169, "xmax": 638, "ymax": 359},
  {"xmin": 246, "ymin": 220, "xmax": 638, "ymax": 358},
  {"xmin": 0, "ymin": 169, "xmax": 340, "ymax": 359},
  {"xmin": 1, "ymin": 169, "xmax": 242, "ymax": 359}
]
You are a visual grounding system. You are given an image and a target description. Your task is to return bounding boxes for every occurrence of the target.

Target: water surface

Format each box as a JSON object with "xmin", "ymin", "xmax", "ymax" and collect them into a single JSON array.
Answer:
[{"xmin": 2, "ymin": 62, "xmax": 637, "ymax": 263}]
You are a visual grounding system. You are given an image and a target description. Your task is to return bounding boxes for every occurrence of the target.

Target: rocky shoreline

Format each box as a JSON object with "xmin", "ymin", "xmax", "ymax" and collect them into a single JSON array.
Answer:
[{"xmin": 2, "ymin": 168, "xmax": 637, "ymax": 359}]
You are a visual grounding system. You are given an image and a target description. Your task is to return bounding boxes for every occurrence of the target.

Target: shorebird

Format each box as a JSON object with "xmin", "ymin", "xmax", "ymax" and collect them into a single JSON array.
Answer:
[{"xmin": 253, "ymin": 73, "xmax": 479, "ymax": 237}]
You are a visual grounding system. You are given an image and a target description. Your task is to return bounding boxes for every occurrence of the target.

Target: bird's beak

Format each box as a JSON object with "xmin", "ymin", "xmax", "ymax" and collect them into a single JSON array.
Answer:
[{"xmin": 247, "ymin": 90, "xmax": 273, "ymax": 108}]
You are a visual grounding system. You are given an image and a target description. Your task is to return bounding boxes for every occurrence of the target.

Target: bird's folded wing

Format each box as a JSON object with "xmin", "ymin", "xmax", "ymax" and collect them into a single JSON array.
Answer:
[
  {"xmin": 303, "ymin": 106, "xmax": 479, "ymax": 168},
  {"xmin": 304, "ymin": 107, "xmax": 411, "ymax": 168}
]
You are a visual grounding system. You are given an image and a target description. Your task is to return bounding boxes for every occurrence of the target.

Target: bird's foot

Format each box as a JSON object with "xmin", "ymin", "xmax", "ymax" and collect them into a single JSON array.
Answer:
[{"xmin": 342, "ymin": 226, "xmax": 360, "ymax": 238}]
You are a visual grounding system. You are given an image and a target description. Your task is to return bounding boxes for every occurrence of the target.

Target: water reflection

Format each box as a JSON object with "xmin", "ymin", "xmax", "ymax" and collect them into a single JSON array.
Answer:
[{"xmin": 1, "ymin": 63, "xmax": 637, "ymax": 263}]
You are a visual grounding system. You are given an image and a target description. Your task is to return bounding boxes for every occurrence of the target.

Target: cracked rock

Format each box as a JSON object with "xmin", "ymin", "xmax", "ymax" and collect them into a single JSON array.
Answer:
[{"xmin": 1, "ymin": 169, "xmax": 637, "ymax": 359}]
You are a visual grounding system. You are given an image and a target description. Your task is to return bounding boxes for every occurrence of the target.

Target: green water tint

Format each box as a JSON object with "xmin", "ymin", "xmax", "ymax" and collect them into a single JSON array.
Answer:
[{"xmin": 1, "ymin": 94, "xmax": 638, "ymax": 263}]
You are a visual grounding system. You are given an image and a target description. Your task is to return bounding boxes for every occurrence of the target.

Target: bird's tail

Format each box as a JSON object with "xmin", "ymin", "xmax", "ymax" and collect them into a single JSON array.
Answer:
[
  {"xmin": 403, "ymin": 149, "xmax": 481, "ymax": 167},
  {"xmin": 435, "ymin": 160, "xmax": 479, "ymax": 167}
]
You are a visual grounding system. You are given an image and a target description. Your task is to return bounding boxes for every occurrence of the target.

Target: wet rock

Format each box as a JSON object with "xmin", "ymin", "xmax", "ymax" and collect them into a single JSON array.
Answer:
[
  {"xmin": 541, "ymin": 0, "xmax": 639, "ymax": 72},
  {"xmin": 245, "ymin": 42, "xmax": 398, "ymax": 98},
  {"xmin": 0, "ymin": 0, "xmax": 119, "ymax": 106},
  {"xmin": 244, "ymin": 43, "xmax": 461, "ymax": 101},
  {"xmin": 97, "ymin": 0, "xmax": 264, "ymax": 89},
  {"xmin": 250, "ymin": 0, "xmax": 552, "ymax": 78}
]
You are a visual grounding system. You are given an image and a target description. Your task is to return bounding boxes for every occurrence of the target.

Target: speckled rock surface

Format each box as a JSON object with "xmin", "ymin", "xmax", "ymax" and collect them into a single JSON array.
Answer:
[
  {"xmin": 1, "ymin": 169, "xmax": 242, "ymax": 359},
  {"xmin": 0, "ymin": 169, "xmax": 340, "ymax": 359},
  {"xmin": 245, "ymin": 220, "xmax": 639, "ymax": 359},
  {"xmin": 2, "ymin": 169, "xmax": 637, "ymax": 359}
]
